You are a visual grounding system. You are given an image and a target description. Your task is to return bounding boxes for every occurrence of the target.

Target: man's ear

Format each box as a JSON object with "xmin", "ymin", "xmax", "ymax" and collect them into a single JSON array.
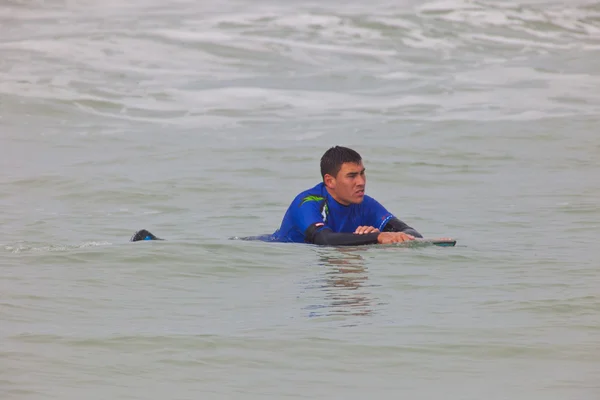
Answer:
[{"xmin": 323, "ymin": 173, "xmax": 335, "ymax": 189}]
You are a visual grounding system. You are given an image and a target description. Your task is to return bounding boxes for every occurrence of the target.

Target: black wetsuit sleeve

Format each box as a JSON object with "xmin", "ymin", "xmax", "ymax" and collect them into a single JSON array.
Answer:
[
  {"xmin": 305, "ymin": 224, "xmax": 379, "ymax": 246},
  {"xmin": 382, "ymin": 217, "xmax": 423, "ymax": 238}
]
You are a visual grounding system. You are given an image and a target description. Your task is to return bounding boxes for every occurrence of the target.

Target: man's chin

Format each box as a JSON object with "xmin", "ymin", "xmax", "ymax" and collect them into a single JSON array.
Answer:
[{"xmin": 351, "ymin": 195, "xmax": 365, "ymax": 204}]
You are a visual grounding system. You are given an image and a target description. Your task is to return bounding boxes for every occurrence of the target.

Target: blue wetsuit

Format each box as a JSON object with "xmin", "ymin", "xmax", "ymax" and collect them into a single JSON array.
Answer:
[{"xmin": 272, "ymin": 182, "xmax": 422, "ymax": 245}]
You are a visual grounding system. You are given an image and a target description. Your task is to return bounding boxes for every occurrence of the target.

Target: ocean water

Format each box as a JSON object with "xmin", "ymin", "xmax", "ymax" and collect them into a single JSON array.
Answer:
[{"xmin": 1, "ymin": 0, "xmax": 599, "ymax": 399}]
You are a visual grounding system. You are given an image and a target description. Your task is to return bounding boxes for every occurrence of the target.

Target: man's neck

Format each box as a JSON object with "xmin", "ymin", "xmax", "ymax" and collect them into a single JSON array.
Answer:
[{"xmin": 324, "ymin": 185, "xmax": 350, "ymax": 207}]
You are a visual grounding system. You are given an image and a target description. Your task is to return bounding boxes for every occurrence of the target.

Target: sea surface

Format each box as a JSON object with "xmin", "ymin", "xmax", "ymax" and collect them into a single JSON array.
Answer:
[{"xmin": 1, "ymin": 0, "xmax": 599, "ymax": 399}]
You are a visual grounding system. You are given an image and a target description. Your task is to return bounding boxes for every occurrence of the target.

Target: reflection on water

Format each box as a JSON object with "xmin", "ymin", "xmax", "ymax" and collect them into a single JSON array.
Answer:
[{"xmin": 305, "ymin": 247, "xmax": 382, "ymax": 319}]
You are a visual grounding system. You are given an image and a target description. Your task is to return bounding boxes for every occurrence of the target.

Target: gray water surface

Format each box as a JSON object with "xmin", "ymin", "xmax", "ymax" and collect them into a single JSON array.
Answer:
[{"xmin": 1, "ymin": 0, "xmax": 599, "ymax": 399}]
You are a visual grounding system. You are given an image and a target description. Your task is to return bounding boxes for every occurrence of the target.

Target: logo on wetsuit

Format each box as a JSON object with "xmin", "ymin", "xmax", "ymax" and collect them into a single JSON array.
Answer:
[{"xmin": 321, "ymin": 203, "xmax": 329, "ymax": 223}]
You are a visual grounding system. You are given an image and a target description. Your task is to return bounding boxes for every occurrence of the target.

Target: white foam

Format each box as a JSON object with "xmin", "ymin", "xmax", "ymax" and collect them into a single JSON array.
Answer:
[
  {"xmin": 288, "ymin": 131, "xmax": 326, "ymax": 141},
  {"xmin": 417, "ymin": 0, "xmax": 482, "ymax": 13}
]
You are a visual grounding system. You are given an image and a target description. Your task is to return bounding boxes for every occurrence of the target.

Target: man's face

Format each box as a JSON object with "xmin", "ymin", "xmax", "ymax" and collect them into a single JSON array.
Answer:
[{"xmin": 325, "ymin": 162, "xmax": 366, "ymax": 205}]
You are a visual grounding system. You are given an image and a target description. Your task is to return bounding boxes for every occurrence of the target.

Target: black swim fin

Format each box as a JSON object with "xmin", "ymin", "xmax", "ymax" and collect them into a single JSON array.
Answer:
[{"xmin": 130, "ymin": 229, "xmax": 164, "ymax": 242}]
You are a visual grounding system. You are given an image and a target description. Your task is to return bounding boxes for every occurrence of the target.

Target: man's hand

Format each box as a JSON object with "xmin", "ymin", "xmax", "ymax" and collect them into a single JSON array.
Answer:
[
  {"xmin": 354, "ymin": 226, "xmax": 380, "ymax": 235},
  {"xmin": 377, "ymin": 232, "xmax": 415, "ymax": 244}
]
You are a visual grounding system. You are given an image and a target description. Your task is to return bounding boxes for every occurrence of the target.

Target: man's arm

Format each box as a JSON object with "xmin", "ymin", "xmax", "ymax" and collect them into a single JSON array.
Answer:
[
  {"xmin": 362, "ymin": 196, "xmax": 424, "ymax": 238},
  {"xmin": 305, "ymin": 224, "xmax": 415, "ymax": 246},
  {"xmin": 307, "ymin": 224, "xmax": 379, "ymax": 246},
  {"xmin": 382, "ymin": 217, "xmax": 423, "ymax": 238}
]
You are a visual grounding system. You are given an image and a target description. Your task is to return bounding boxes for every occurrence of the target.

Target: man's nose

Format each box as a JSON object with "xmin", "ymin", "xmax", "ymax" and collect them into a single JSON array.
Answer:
[{"xmin": 356, "ymin": 174, "xmax": 366, "ymax": 186}]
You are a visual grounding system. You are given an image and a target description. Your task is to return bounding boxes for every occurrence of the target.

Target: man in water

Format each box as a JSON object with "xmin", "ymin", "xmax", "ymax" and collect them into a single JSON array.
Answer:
[{"xmin": 272, "ymin": 146, "xmax": 422, "ymax": 246}]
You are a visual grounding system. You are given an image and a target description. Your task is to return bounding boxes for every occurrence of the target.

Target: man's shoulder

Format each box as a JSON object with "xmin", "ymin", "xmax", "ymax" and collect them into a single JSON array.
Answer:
[
  {"xmin": 357, "ymin": 194, "xmax": 391, "ymax": 215},
  {"xmin": 360, "ymin": 194, "xmax": 381, "ymax": 207}
]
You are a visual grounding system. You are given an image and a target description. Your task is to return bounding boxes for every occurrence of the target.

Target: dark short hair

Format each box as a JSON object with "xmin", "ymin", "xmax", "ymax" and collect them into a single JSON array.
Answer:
[{"xmin": 320, "ymin": 146, "xmax": 362, "ymax": 179}]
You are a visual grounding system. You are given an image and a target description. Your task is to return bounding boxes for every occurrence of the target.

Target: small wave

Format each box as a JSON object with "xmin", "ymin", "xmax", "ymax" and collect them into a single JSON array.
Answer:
[
  {"xmin": 4, "ymin": 241, "xmax": 111, "ymax": 254},
  {"xmin": 415, "ymin": 0, "xmax": 600, "ymax": 44}
]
